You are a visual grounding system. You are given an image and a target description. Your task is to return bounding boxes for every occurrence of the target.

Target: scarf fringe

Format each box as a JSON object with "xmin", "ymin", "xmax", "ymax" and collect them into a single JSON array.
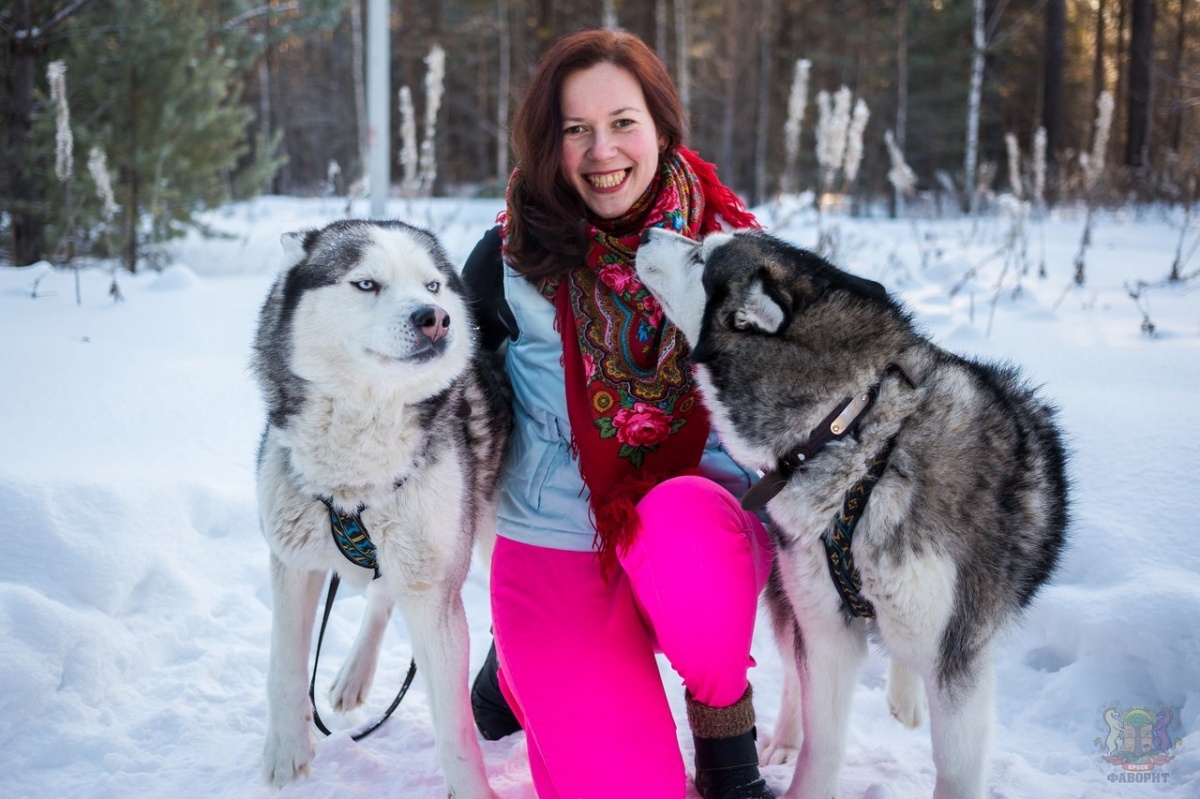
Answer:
[
  {"xmin": 589, "ymin": 467, "xmax": 703, "ymax": 577},
  {"xmin": 678, "ymin": 147, "xmax": 761, "ymax": 233}
]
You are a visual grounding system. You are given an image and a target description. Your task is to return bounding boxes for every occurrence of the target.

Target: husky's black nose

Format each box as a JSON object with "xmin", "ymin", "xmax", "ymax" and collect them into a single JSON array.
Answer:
[
  {"xmin": 640, "ymin": 228, "xmax": 656, "ymax": 245},
  {"xmin": 412, "ymin": 305, "xmax": 450, "ymax": 342}
]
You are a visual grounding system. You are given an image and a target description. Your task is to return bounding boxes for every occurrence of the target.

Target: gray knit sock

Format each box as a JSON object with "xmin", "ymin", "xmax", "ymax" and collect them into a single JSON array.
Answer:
[{"xmin": 686, "ymin": 685, "xmax": 756, "ymax": 740}]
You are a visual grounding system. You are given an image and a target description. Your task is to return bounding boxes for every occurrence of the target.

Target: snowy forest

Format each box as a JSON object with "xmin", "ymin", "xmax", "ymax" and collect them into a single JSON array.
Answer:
[
  {"xmin": 2, "ymin": 0, "xmax": 1198, "ymax": 272},
  {"xmin": 3, "ymin": 3, "xmax": 1200, "ymax": 798}
]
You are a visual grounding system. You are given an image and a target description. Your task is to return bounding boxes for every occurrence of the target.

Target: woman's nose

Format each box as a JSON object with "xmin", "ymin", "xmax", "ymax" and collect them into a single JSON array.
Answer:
[{"xmin": 589, "ymin": 130, "xmax": 616, "ymax": 159}]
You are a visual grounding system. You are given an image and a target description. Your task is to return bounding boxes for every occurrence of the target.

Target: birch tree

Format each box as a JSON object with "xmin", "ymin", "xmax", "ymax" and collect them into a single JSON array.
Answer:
[
  {"xmin": 675, "ymin": 0, "xmax": 690, "ymax": 115},
  {"xmin": 964, "ymin": 0, "xmax": 985, "ymax": 213},
  {"xmin": 718, "ymin": 0, "xmax": 741, "ymax": 182},
  {"xmin": 1167, "ymin": 0, "xmax": 1189, "ymax": 152},
  {"xmin": 602, "ymin": 0, "xmax": 617, "ymax": 29},
  {"xmin": 753, "ymin": 0, "xmax": 775, "ymax": 205},
  {"xmin": 496, "ymin": 0, "xmax": 510, "ymax": 184},
  {"xmin": 1092, "ymin": 0, "xmax": 1107, "ymax": 102},
  {"xmin": 1044, "ymin": 0, "xmax": 1065, "ymax": 181},
  {"xmin": 349, "ymin": 0, "xmax": 369, "ymax": 181},
  {"xmin": 893, "ymin": 0, "xmax": 909, "ymax": 217}
]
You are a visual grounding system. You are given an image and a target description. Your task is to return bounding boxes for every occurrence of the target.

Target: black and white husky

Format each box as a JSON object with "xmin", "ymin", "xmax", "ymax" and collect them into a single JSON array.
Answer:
[
  {"xmin": 636, "ymin": 229, "xmax": 1068, "ymax": 799},
  {"xmin": 251, "ymin": 219, "xmax": 510, "ymax": 798}
]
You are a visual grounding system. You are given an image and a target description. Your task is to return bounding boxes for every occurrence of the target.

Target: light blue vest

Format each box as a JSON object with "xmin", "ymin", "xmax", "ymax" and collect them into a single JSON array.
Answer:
[{"xmin": 496, "ymin": 265, "xmax": 759, "ymax": 552}]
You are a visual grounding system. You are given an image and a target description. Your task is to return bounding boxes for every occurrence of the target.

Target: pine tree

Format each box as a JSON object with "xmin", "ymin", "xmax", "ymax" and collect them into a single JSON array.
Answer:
[
  {"xmin": 75, "ymin": 0, "xmax": 285, "ymax": 269},
  {"xmin": 19, "ymin": 0, "xmax": 283, "ymax": 272}
]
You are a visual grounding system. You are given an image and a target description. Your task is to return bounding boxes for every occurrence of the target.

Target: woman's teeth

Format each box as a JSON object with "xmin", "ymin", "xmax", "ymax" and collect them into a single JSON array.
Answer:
[{"xmin": 587, "ymin": 170, "xmax": 627, "ymax": 189}]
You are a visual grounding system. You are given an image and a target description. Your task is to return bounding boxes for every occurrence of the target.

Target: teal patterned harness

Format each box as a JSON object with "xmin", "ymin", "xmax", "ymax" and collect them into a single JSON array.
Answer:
[{"xmin": 319, "ymin": 497, "xmax": 381, "ymax": 579}]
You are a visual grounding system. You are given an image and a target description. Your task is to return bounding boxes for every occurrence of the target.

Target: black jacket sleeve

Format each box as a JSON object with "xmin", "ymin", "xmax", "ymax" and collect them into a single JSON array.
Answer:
[{"xmin": 462, "ymin": 225, "xmax": 518, "ymax": 352}]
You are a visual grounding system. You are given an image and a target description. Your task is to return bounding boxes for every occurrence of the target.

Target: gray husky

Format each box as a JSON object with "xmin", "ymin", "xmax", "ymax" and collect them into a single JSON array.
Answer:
[
  {"xmin": 252, "ymin": 219, "xmax": 510, "ymax": 798},
  {"xmin": 636, "ymin": 229, "xmax": 1067, "ymax": 799}
]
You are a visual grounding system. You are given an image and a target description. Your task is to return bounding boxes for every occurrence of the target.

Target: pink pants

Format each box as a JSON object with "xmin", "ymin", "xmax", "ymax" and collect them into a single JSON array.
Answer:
[{"xmin": 490, "ymin": 475, "xmax": 772, "ymax": 799}]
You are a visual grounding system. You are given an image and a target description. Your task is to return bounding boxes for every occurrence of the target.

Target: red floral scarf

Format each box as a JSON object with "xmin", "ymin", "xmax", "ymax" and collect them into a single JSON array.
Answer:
[{"xmin": 500, "ymin": 148, "xmax": 758, "ymax": 572}]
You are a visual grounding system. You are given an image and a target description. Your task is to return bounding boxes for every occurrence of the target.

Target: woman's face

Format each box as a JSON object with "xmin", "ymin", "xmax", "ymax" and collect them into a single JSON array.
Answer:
[{"xmin": 559, "ymin": 62, "xmax": 665, "ymax": 220}]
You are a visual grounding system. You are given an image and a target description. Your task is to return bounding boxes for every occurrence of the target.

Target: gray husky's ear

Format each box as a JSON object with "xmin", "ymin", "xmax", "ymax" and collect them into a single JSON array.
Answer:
[
  {"xmin": 734, "ymin": 277, "xmax": 787, "ymax": 334},
  {"xmin": 279, "ymin": 231, "xmax": 308, "ymax": 270}
]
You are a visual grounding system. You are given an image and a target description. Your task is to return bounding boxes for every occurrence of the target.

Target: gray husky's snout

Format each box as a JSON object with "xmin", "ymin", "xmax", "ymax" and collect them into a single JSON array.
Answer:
[{"xmin": 412, "ymin": 305, "xmax": 450, "ymax": 343}]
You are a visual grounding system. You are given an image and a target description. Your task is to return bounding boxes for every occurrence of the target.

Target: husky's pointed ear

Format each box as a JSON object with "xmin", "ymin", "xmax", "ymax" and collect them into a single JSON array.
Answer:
[
  {"xmin": 279, "ymin": 230, "xmax": 309, "ymax": 270},
  {"xmin": 853, "ymin": 274, "xmax": 889, "ymax": 302},
  {"xmin": 733, "ymin": 276, "xmax": 788, "ymax": 334}
]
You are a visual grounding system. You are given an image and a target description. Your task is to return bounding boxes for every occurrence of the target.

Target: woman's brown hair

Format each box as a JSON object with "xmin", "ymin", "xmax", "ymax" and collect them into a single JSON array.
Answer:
[{"xmin": 505, "ymin": 29, "xmax": 687, "ymax": 279}]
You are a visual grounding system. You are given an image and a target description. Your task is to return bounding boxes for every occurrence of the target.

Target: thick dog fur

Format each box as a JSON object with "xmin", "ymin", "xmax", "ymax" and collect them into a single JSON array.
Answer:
[
  {"xmin": 636, "ymin": 229, "xmax": 1068, "ymax": 799},
  {"xmin": 252, "ymin": 219, "xmax": 510, "ymax": 798}
]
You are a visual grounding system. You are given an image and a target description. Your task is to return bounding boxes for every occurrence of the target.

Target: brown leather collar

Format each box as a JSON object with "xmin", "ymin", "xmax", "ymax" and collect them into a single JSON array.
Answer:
[{"xmin": 740, "ymin": 363, "xmax": 915, "ymax": 512}]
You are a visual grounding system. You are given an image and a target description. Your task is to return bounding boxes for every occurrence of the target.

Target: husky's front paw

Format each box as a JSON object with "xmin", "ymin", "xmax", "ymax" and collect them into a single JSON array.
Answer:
[
  {"xmin": 886, "ymin": 660, "xmax": 925, "ymax": 729},
  {"xmin": 262, "ymin": 724, "xmax": 316, "ymax": 786},
  {"xmin": 330, "ymin": 648, "xmax": 377, "ymax": 712},
  {"xmin": 760, "ymin": 739, "xmax": 800, "ymax": 766},
  {"xmin": 759, "ymin": 726, "xmax": 800, "ymax": 766}
]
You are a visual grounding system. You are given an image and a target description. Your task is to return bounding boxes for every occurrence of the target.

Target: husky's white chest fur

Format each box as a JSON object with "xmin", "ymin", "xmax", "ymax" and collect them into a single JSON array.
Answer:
[{"xmin": 278, "ymin": 384, "xmax": 440, "ymax": 509}]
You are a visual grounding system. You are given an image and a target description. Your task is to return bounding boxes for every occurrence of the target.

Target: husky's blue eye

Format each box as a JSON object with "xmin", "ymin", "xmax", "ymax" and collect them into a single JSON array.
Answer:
[
  {"xmin": 425, "ymin": 281, "xmax": 440, "ymax": 293},
  {"xmin": 352, "ymin": 280, "xmax": 379, "ymax": 293}
]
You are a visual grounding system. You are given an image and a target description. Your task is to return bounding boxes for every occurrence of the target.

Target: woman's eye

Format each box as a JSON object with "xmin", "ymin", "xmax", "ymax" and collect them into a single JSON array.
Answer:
[
  {"xmin": 353, "ymin": 280, "xmax": 378, "ymax": 293},
  {"xmin": 426, "ymin": 280, "xmax": 441, "ymax": 293},
  {"xmin": 614, "ymin": 118, "xmax": 634, "ymax": 129},
  {"xmin": 564, "ymin": 125, "xmax": 586, "ymax": 136}
]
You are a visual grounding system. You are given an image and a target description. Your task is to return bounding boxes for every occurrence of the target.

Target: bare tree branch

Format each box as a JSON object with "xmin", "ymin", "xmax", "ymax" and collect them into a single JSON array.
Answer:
[
  {"xmin": 8, "ymin": 0, "xmax": 97, "ymax": 42},
  {"xmin": 223, "ymin": 2, "xmax": 300, "ymax": 31}
]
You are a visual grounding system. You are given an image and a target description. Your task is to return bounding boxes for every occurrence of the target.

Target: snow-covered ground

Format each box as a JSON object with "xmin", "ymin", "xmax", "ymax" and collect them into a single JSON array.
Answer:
[{"xmin": 1, "ymin": 195, "xmax": 1197, "ymax": 798}]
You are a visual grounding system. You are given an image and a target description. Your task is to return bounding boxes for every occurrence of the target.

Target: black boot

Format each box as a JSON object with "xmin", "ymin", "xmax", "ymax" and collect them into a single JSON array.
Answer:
[
  {"xmin": 688, "ymin": 687, "xmax": 774, "ymax": 799},
  {"xmin": 470, "ymin": 638, "xmax": 522, "ymax": 741}
]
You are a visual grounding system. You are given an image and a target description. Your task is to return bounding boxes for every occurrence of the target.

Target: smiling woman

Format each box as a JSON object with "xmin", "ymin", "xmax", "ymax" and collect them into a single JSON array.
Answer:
[{"xmin": 459, "ymin": 27, "xmax": 772, "ymax": 799}]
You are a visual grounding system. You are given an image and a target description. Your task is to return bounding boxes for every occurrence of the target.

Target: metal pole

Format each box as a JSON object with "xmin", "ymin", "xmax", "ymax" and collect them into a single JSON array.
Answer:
[{"xmin": 367, "ymin": 0, "xmax": 390, "ymax": 217}]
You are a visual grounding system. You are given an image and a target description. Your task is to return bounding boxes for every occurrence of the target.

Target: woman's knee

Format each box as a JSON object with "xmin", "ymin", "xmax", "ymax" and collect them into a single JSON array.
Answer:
[
  {"xmin": 635, "ymin": 476, "xmax": 748, "ymax": 546},
  {"xmin": 635, "ymin": 476, "xmax": 773, "ymax": 590}
]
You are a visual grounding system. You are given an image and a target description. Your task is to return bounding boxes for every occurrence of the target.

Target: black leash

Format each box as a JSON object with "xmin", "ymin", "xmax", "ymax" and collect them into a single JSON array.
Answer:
[
  {"xmin": 309, "ymin": 573, "xmax": 418, "ymax": 741},
  {"xmin": 308, "ymin": 498, "xmax": 418, "ymax": 740}
]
